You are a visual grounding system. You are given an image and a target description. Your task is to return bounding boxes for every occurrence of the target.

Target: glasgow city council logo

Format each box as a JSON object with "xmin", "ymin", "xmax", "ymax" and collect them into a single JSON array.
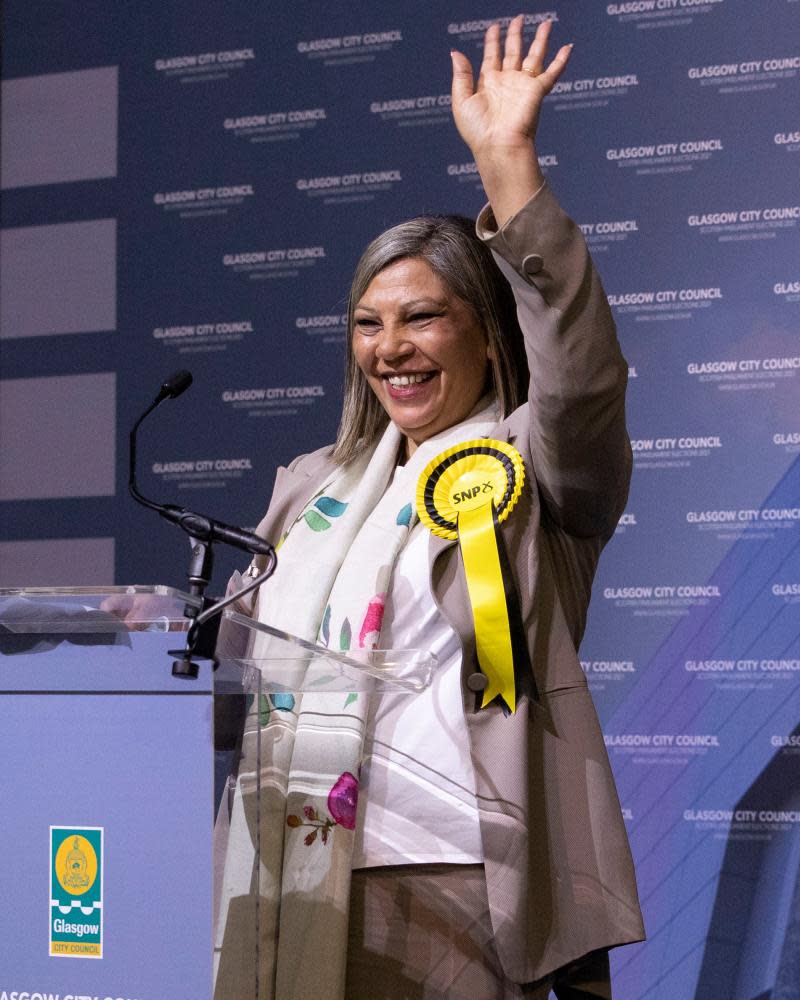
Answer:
[{"xmin": 49, "ymin": 826, "xmax": 103, "ymax": 958}]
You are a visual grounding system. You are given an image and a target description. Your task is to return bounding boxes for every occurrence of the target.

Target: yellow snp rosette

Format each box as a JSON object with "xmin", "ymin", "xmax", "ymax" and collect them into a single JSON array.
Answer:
[{"xmin": 416, "ymin": 439, "xmax": 525, "ymax": 712}]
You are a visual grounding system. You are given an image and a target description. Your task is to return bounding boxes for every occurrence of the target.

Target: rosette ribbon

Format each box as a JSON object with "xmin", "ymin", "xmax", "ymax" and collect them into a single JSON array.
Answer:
[{"xmin": 416, "ymin": 440, "xmax": 525, "ymax": 712}]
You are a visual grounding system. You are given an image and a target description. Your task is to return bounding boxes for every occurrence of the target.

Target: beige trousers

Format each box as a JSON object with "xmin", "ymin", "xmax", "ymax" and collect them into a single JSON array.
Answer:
[{"xmin": 345, "ymin": 864, "xmax": 611, "ymax": 1000}]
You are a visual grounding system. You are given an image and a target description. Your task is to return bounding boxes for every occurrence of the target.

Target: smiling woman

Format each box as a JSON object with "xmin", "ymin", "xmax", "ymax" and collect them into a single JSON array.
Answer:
[{"xmin": 233, "ymin": 14, "xmax": 643, "ymax": 1000}]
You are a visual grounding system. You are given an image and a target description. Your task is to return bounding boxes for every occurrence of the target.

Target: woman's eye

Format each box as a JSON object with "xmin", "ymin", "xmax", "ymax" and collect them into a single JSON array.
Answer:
[
  {"xmin": 355, "ymin": 318, "xmax": 379, "ymax": 332},
  {"xmin": 409, "ymin": 312, "xmax": 438, "ymax": 324}
]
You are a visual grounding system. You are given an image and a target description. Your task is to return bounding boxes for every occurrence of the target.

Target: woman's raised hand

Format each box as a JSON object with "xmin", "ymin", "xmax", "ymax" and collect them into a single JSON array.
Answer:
[{"xmin": 450, "ymin": 16, "xmax": 572, "ymax": 224}]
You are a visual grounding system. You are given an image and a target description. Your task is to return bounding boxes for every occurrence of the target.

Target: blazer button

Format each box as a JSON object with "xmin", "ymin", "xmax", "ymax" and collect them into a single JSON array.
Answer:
[
  {"xmin": 466, "ymin": 672, "xmax": 488, "ymax": 692},
  {"xmin": 522, "ymin": 253, "xmax": 544, "ymax": 277}
]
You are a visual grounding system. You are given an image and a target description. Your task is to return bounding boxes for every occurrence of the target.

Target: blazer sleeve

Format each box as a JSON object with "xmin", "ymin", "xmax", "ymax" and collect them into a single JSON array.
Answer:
[{"xmin": 477, "ymin": 183, "xmax": 632, "ymax": 540}]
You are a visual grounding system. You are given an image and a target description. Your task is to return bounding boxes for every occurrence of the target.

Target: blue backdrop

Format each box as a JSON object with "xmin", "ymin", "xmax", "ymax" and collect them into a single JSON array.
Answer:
[{"xmin": 1, "ymin": 2, "xmax": 799, "ymax": 997}]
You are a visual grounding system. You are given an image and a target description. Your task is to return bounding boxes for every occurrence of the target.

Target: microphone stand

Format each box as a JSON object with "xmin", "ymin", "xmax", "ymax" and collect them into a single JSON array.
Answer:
[{"xmin": 129, "ymin": 371, "xmax": 277, "ymax": 677}]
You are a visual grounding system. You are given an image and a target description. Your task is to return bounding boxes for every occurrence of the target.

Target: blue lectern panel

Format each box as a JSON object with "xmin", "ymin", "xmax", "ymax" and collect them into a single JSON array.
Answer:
[{"xmin": 0, "ymin": 651, "xmax": 214, "ymax": 1000}]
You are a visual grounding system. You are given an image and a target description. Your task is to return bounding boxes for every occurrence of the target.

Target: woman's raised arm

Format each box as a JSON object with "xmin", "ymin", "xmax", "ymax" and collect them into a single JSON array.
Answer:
[{"xmin": 450, "ymin": 16, "xmax": 572, "ymax": 226}]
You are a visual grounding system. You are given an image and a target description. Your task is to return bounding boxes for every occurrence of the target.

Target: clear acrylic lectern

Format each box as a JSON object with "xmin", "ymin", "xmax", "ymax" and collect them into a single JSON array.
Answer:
[{"xmin": 0, "ymin": 585, "xmax": 434, "ymax": 1000}]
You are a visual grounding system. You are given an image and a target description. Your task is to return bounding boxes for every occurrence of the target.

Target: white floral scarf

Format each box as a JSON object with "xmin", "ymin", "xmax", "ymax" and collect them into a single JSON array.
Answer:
[{"xmin": 215, "ymin": 401, "xmax": 498, "ymax": 1000}]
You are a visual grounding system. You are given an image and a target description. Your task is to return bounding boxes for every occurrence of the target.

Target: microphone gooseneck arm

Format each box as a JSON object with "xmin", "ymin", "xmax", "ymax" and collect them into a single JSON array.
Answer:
[
  {"xmin": 129, "ymin": 371, "xmax": 278, "ymax": 677},
  {"xmin": 128, "ymin": 371, "xmax": 273, "ymax": 558},
  {"xmin": 128, "ymin": 370, "xmax": 194, "ymax": 515}
]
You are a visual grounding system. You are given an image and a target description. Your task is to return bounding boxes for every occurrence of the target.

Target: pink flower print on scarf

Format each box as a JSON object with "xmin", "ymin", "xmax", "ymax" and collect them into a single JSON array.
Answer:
[
  {"xmin": 358, "ymin": 593, "xmax": 386, "ymax": 649},
  {"xmin": 285, "ymin": 771, "xmax": 359, "ymax": 844},
  {"xmin": 327, "ymin": 771, "xmax": 358, "ymax": 830}
]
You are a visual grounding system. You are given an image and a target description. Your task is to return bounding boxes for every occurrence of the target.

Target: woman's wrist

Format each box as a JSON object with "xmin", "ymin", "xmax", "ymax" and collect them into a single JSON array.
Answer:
[{"xmin": 473, "ymin": 145, "xmax": 545, "ymax": 227}]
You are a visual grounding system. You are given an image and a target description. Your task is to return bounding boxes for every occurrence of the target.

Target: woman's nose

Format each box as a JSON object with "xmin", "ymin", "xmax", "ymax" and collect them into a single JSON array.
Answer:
[{"xmin": 374, "ymin": 323, "xmax": 414, "ymax": 362}]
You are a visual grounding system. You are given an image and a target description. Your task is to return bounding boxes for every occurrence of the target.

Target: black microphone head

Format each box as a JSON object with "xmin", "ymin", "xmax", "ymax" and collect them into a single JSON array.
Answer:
[{"xmin": 160, "ymin": 370, "xmax": 193, "ymax": 399}]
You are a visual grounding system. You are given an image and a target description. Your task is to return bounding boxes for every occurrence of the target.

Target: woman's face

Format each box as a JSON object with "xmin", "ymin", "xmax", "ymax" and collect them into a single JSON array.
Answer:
[{"xmin": 352, "ymin": 257, "xmax": 490, "ymax": 458}]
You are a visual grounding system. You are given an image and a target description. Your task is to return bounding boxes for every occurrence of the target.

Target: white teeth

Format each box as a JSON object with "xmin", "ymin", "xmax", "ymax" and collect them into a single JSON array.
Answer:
[{"xmin": 387, "ymin": 373, "xmax": 432, "ymax": 386}]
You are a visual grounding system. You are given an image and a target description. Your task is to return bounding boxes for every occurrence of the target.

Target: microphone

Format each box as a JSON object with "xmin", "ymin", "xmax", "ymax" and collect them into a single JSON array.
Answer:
[
  {"xmin": 157, "ymin": 369, "xmax": 193, "ymax": 401},
  {"xmin": 157, "ymin": 506, "xmax": 274, "ymax": 556},
  {"xmin": 129, "ymin": 371, "xmax": 274, "ymax": 558}
]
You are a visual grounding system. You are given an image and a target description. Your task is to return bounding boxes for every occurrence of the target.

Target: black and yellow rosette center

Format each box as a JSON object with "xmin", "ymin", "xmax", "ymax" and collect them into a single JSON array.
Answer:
[{"xmin": 416, "ymin": 440, "xmax": 525, "ymax": 712}]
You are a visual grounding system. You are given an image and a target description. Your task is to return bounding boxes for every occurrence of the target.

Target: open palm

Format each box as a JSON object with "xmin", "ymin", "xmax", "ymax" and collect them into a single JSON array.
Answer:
[{"xmin": 451, "ymin": 17, "xmax": 572, "ymax": 158}]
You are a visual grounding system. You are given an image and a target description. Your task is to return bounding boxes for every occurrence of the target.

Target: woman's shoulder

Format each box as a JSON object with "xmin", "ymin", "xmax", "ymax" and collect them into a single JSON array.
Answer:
[
  {"xmin": 285, "ymin": 442, "xmax": 337, "ymax": 478},
  {"xmin": 254, "ymin": 443, "xmax": 337, "ymax": 542}
]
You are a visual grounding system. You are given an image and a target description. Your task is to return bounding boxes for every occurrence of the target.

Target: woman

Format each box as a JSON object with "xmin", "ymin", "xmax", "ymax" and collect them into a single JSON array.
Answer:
[{"xmin": 236, "ymin": 16, "xmax": 644, "ymax": 1000}]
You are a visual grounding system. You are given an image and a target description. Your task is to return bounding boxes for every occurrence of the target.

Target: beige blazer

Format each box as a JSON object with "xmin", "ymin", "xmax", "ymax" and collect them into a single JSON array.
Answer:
[{"xmin": 248, "ymin": 183, "xmax": 645, "ymax": 984}]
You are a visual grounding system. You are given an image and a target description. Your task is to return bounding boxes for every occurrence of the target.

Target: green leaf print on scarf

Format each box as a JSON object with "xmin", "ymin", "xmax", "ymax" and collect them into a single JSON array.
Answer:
[
  {"xmin": 321, "ymin": 604, "xmax": 331, "ymax": 646},
  {"xmin": 258, "ymin": 692, "xmax": 296, "ymax": 727},
  {"xmin": 396, "ymin": 502, "xmax": 413, "ymax": 527},
  {"xmin": 303, "ymin": 509, "xmax": 330, "ymax": 532},
  {"xmin": 339, "ymin": 617, "xmax": 351, "ymax": 651},
  {"xmin": 303, "ymin": 493, "xmax": 349, "ymax": 532}
]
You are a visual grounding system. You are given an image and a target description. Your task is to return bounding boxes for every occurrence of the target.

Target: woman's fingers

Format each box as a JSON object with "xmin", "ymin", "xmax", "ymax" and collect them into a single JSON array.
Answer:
[
  {"xmin": 480, "ymin": 21, "xmax": 502, "ymax": 79},
  {"xmin": 478, "ymin": 16, "xmax": 568, "ymax": 89},
  {"xmin": 502, "ymin": 14, "xmax": 525, "ymax": 70},
  {"xmin": 451, "ymin": 49, "xmax": 476, "ymax": 108},
  {"xmin": 455, "ymin": 15, "xmax": 572, "ymax": 128},
  {"xmin": 536, "ymin": 43, "xmax": 573, "ymax": 93},
  {"xmin": 522, "ymin": 19, "xmax": 552, "ymax": 75}
]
